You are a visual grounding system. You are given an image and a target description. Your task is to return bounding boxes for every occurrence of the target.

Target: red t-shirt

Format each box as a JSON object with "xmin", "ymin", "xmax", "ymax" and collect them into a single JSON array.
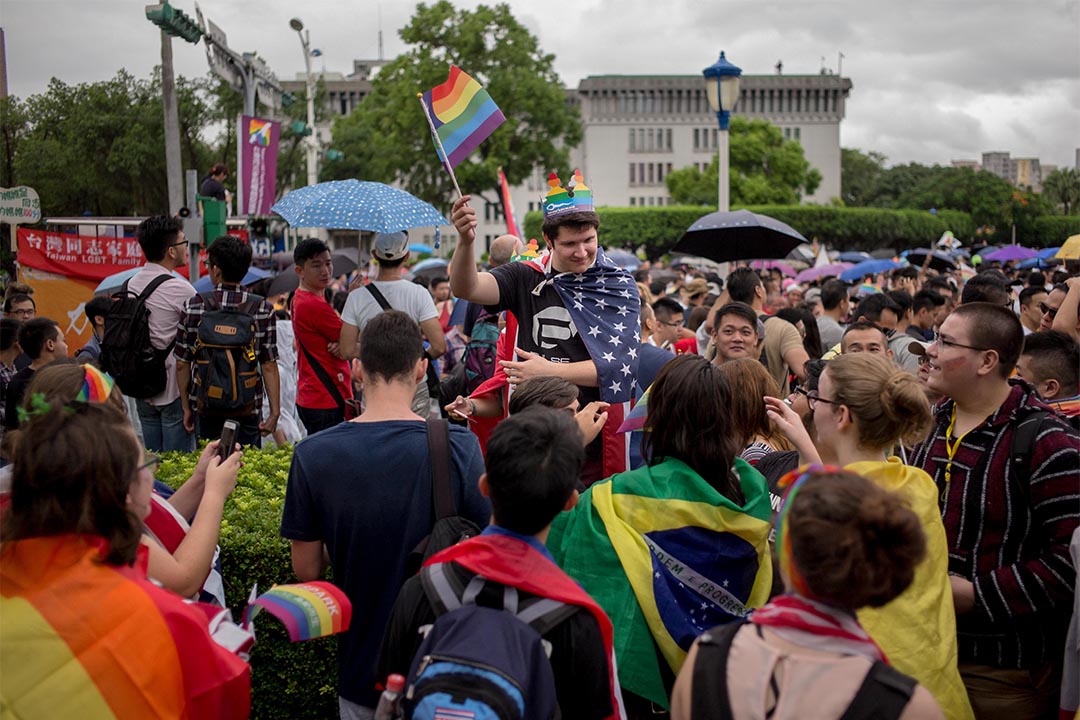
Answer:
[{"xmin": 292, "ymin": 288, "xmax": 353, "ymax": 410}]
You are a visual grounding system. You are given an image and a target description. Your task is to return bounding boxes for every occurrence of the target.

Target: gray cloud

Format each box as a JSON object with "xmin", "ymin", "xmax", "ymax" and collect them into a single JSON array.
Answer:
[{"xmin": 3, "ymin": 0, "xmax": 1078, "ymax": 169}]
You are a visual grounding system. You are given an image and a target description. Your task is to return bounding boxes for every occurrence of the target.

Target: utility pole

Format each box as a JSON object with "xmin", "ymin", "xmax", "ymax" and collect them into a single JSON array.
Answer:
[{"xmin": 160, "ymin": 31, "xmax": 184, "ymax": 214}]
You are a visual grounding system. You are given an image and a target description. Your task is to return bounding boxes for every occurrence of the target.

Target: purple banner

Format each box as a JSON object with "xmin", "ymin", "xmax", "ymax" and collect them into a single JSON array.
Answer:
[{"xmin": 237, "ymin": 115, "xmax": 280, "ymax": 216}]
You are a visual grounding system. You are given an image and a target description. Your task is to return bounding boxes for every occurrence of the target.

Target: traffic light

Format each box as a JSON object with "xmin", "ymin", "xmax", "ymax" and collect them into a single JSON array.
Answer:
[
  {"xmin": 325, "ymin": 149, "xmax": 344, "ymax": 162},
  {"xmin": 282, "ymin": 92, "xmax": 297, "ymax": 108},
  {"xmin": 145, "ymin": 2, "xmax": 203, "ymax": 44},
  {"xmin": 286, "ymin": 121, "xmax": 312, "ymax": 137}
]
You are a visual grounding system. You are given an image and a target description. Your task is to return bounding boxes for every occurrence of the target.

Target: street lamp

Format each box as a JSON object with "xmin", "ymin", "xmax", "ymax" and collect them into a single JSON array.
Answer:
[
  {"xmin": 703, "ymin": 51, "xmax": 742, "ymax": 212},
  {"xmin": 290, "ymin": 17, "xmax": 319, "ymax": 188}
]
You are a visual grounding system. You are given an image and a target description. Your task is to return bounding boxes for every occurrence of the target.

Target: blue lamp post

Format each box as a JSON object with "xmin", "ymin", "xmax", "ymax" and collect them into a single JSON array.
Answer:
[{"xmin": 703, "ymin": 51, "xmax": 742, "ymax": 212}]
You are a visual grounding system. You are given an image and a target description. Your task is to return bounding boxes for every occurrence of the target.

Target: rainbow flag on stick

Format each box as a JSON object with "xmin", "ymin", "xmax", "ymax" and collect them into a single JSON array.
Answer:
[
  {"xmin": 418, "ymin": 66, "xmax": 506, "ymax": 192},
  {"xmin": 243, "ymin": 582, "xmax": 352, "ymax": 642}
]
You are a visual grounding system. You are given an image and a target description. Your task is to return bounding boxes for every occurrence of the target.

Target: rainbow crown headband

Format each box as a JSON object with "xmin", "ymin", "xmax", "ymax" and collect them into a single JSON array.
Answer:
[{"xmin": 542, "ymin": 169, "xmax": 594, "ymax": 219}]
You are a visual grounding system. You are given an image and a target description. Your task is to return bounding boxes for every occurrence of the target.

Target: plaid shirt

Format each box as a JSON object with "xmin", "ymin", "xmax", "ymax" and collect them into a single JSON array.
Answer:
[
  {"xmin": 910, "ymin": 380, "xmax": 1080, "ymax": 669},
  {"xmin": 174, "ymin": 283, "xmax": 278, "ymax": 414}
]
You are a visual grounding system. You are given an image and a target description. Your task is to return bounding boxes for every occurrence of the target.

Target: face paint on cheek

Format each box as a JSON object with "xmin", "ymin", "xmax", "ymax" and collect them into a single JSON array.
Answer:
[{"xmin": 941, "ymin": 356, "xmax": 968, "ymax": 371}]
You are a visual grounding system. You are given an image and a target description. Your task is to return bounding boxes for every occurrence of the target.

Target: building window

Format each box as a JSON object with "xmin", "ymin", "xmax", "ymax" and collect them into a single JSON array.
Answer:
[
  {"xmin": 639, "ymin": 163, "xmax": 645, "ymax": 183},
  {"xmin": 666, "ymin": 128, "xmax": 673, "ymax": 151},
  {"xmin": 647, "ymin": 163, "xmax": 655, "ymax": 185},
  {"xmin": 629, "ymin": 128, "xmax": 636, "ymax": 152},
  {"xmin": 648, "ymin": 128, "xmax": 655, "ymax": 151},
  {"xmin": 814, "ymin": 90, "xmax": 820, "ymax": 113},
  {"xmin": 638, "ymin": 129, "xmax": 645, "ymax": 150},
  {"xmin": 639, "ymin": 197, "xmax": 645, "ymax": 206},
  {"xmin": 630, "ymin": 163, "xmax": 636, "ymax": 185},
  {"xmin": 657, "ymin": 163, "xmax": 664, "ymax": 183},
  {"xmin": 693, "ymin": 128, "xmax": 700, "ymax": 150},
  {"xmin": 794, "ymin": 127, "xmax": 801, "ymax": 141},
  {"xmin": 712, "ymin": 128, "xmax": 718, "ymax": 149},
  {"xmin": 667, "ymin": 162, "xmax": 673, "ymax": 176},
  {"xmin": 784, "ymin": 127, "xmax": 791, "ymax": 139},
  {"xmin": 630, "ymin": 197, "xmax": 636, "ymax": 206}
]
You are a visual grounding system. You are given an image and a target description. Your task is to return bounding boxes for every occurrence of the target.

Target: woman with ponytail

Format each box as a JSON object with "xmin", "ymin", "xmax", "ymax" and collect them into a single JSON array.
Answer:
[
  {"xmin": 765, "ymin": 353, "xmax": 973, "ymax": 719},
  {"xmin": 671, "ymin": 467, "xmax": 943, "ymax": 719}
]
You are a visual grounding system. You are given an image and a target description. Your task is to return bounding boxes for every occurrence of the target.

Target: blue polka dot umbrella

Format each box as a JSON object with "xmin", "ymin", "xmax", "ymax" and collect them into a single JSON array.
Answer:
[{"xmin": 270, "ymin": 180, "xmax": 451, "ymax": 232}]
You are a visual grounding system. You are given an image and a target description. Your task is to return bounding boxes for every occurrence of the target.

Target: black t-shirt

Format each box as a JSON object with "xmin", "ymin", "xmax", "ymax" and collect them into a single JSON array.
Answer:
[
  {"xmin": 375, "ymin": 561, "xmax": 614, "ymax": 720},
  {"xmin": 200, "ymin": 176, "xmax": 227, "ymax": 201},
  {"xmin": 4, "ymin": 367, "xmax": 35, "ymax": 431}
]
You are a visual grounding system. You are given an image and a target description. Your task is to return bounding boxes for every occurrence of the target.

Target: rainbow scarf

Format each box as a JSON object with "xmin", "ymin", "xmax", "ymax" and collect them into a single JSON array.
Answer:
[
  {"xmin": 1, "ymin": 534, "xmax": 250, "ymax": 718},
  {"xmin": 426, "ymin": 534, "xmax": 625, "ymax": 720},
  {"xmin": 750, "ymin": 594, "xmax": 886, "ymax": 662}
]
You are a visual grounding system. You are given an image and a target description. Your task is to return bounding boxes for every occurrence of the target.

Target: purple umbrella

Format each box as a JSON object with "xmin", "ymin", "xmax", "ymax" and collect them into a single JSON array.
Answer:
[
  {"xmin": 795, "ymin": 262, "xmax": 853, "ymax": 284},
  {"xmin": 982, "ymin": 244, "xmax": 1040, "ymax": 262},
  {"xmin": 750, "ymin": 260, "xmax": 796, "ymax": 277}
]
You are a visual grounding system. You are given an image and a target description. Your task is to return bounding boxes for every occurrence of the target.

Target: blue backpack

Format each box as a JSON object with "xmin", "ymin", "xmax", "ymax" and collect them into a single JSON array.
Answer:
[
  {"xmin": 462, "ymin": 314, "xmax": 500, "ymax": 394},
  {"xmin": 404, "ymin": 564, "xmax": 575, "ymax": 720}
]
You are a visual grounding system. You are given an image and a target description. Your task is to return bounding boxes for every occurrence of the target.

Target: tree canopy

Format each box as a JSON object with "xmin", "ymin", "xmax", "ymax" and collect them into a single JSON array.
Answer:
[
  {"xmin": 664, "ymin": 117, "xmax": 821, "ymax": 206},
  {"xmin": 1042, "ymin": 167, "xmax": 1080, "ymax": 215},
  {"xmin": 323, "ymin": 1, "xmax": 582, "ymax": 206}
]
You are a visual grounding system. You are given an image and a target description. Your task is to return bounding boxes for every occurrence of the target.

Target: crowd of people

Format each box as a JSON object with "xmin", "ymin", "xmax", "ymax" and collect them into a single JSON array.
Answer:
[{"xmin": 1, "ymin": 173, "xmax": 1079, "ymax": 720}]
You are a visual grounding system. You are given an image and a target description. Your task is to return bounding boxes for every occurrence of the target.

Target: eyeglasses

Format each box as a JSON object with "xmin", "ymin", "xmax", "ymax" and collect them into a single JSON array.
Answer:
[
  {"xmin": 930, "ymin": 336, "xmax": 990, "ymax": 352},
  {"xmin": 171, "ymin": 240, "xmax": 188, "ymax": 248},
  {"xmin": 657, "ymin": 319, "xmax": 682, "ymax": 328},
  {"xmin": 804, "ymin": 390, "xmax": 837, "ymax": 411},
  {"xmin": 138, "ymin": 454, "xmax": 161, "ymax": 474},
  {"xmin": 9, "ymin": 308, "xmax": 35, "ymax": 318},
  {"xmin": 917, "ymin": 355, "xmax": 930, "ymax": 367},
  {"xmin": 1039, "ymin": 302, "xmax": 1058, "ymax": 319}
]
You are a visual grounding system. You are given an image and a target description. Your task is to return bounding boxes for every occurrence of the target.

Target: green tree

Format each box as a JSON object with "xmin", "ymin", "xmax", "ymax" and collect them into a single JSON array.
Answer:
[
  {"xmin": 840, "ymin": 147, "xmax": 886, "ymax": 206},
  {"xmin": 0, "ymin": 96, "xmax": 28, "ymax": 188},
  {"xmin": 665, "ymin": 117, "xmax": 821, "ymax": 206},
  {"xmin": 324, "ymin": 1, "xmax": 582, "ymax": 206},
  {"xmin": 861, "ymin": 162, "xmax": 938, "ymax": 208},
  {"xmin": 895, "ymin": 166, "xmax": 1015, "ymax": 231},
  {"xmin": 1042, "ymin": 167, "xmax": 1080, "ymax": 215}
]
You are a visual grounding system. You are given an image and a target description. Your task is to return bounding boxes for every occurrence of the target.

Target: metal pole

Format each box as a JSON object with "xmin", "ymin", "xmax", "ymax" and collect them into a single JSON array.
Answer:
[
  {"xmin": 717, "ymin": 119, "xmax": 730, "ymax": 213},
  {"xmin": 185, "ymin": 169, "xmax": 202, "ymax": 283},
  {"xmin": 302, "ymin": 31, "xmax": 319, "ymax": 187},
  {"xmin": 160, "ymin": 31, "xmax": 184, "ymax": 214}
]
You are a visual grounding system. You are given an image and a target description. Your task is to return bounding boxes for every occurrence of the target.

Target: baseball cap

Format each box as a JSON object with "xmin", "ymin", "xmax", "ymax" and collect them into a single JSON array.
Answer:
[
  {"xmin": 681, "ymin": 278, "xmax": 709, "ymax": 298},
  {"xmin": 373, "ymin": 231, "xmax": 409, "ymax": 262},
  {"xmin": 907, "ymin": 340, "xmax": 929, "ymax": 356}
]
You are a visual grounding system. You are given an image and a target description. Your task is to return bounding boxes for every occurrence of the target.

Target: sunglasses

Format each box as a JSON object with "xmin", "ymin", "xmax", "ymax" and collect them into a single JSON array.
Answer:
[{"xmin": 1039, "ymin": 302, "xmax": 1057, "ymax": 319}]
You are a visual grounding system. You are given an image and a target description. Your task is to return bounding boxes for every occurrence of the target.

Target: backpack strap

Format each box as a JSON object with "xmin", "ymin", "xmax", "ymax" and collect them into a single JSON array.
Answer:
[
  {"xmin": 426, "ymin": 418, "xmax": 455, "ymax": 520},
  {"xmin": 365, "ymin": 283, "xmax": 394, "ymax": 312},
  {"xmin": 515, "ymin": 597, "xmax": 577, "ymax": 637},
  {"xmin": 420, "ymin": 563, "xmax": 467, "ymax": 615},
  {"xmin": 838, "ymin": 661, "xmax": 916, "ymax": 720},
  {"xmin": 135, "ymin": 273, "xmax": 174, "ymax": 302},
  {"xmin": 690, "ymin": 621, "xmax": 746, "ymax": 720},
  {"xmin": 1010, "ymin": 409, "xmax": 1049, "ymax": 498},
  {"xmin": 200, "ymin": 291, "xmax": 221, "ymax": 312}
]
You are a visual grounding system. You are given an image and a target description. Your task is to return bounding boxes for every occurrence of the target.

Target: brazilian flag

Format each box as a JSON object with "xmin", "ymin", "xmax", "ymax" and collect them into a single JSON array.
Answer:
[{"xmin": 548, "ymin": 457, "xmax": 773, "ymax": 708}]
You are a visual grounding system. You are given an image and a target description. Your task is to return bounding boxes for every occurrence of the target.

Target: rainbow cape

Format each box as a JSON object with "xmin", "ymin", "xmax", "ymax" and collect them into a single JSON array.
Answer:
[
  {"xmin": 547, "ymin": 457, "xmax": 773, "ymax": 708},
  {"xmin": 1, "ymin": 535, "xmax": 250, "ymax": 719},
  {"xmin": 421, "ymin": 66, "xmax": 505, "ymax": 168},
  {"xmin": 244, "ymin": 581, "xmax": 352, "ymax": 642}
]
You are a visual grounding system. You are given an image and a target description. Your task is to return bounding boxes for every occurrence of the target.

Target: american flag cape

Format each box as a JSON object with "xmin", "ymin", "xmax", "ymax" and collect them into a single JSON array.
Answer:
[{"xmin": 521, "ymin": 249, "xmax": 640, "ymax": 477}]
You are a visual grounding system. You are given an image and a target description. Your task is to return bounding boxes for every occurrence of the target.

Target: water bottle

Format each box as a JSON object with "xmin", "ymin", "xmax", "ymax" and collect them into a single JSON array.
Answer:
[{"xmin": 373, "ymin": 674, "xmax": 405, "ymax": 720}]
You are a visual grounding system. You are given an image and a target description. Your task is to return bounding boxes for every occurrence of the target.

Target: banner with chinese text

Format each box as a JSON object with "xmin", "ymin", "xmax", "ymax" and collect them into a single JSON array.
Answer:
[
  {"xmin": 18, "ymin": 228, "xmax": 146, "ymax": 281},
  {"xmin": 238, "ymin": 115, "xmax": 281, "ymax": 216}
]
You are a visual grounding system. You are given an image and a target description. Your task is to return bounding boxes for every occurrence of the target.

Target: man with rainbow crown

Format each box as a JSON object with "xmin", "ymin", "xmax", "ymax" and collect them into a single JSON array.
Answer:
[{"xmin": 450, "ymin": 170, "xmax": 640, "ymax": 484}]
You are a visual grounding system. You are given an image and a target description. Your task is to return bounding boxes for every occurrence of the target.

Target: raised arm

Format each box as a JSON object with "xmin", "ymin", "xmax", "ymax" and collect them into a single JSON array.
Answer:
[{"xmin": 449, "ymin": 194, "xmax": 500, "ymax": 305}]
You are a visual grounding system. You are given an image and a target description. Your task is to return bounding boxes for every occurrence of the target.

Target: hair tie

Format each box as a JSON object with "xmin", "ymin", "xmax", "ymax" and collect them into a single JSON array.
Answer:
[
  {"xmin": 75, "ymin": 365, "xmax": 115, "ymax": 404},
  {"xmin": 775, "ymin": 464, "xmax": 845, "ymax": 600}
]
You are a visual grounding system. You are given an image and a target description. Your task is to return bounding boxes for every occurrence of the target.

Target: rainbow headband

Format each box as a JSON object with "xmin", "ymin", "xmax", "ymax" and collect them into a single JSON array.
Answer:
[
  {"xmin": 76, "ymin": 365, "xmax": 116, "ymax": 403},
  {"xmin": 775, "ymin": 464, "xmax": 843, "ymax": 600},
  {"xmin": 542, "ymin": 169, "xmax": 594, "ymax": 219}
]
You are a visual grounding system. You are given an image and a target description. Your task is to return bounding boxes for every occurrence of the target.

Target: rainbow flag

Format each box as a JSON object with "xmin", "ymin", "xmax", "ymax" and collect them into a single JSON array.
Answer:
[
  {"xmin": 244, "ymin": 582, "xmax": 352, "ymax": 642},
  {"xmin": 421, "ymin": 66, "xmax": 505, "ymax": 168},
  {"xmin": 1, "ymin": 534, "xmax": 250, "ymax": 718},
  {"xmin": 548, "ymin": 457, "xmax": 773, "ymax": 708}
]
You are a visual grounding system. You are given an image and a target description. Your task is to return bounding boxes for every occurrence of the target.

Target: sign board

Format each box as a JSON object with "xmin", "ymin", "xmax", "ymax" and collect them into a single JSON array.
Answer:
[{"xmin": 0, "ymin": 186, "xmax": 42, "ymax": 224}]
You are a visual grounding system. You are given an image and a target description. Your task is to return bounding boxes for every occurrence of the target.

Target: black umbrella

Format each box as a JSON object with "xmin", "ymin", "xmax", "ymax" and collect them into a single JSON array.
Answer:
[
  {"xmin": 331, "ymin": 249, "xmax": 359, "ymax": 276},
  {"xmin": 906, "ymin": 249, "xmax": 957, "ymax": 273},
  {"xmin": 267, "ymin": 268, "xmax": 300, "ymax": 297},
  {"xmin": 672, "ymin": 210, "xmax": 807, "ymax": 263}
]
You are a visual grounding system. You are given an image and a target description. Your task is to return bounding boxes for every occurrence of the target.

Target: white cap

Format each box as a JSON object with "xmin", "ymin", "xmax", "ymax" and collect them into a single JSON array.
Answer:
[{"xmin": 373, "ymin": 231, "xmax": 409, "ymax": 261}]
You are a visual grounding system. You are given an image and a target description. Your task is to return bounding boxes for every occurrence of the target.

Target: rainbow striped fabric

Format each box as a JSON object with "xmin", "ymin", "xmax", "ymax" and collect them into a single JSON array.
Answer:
[
  {"xmin": 1, "ymin": 534, "xmax": 250, "ymax": 719},
  {"xmin": 244, "ymin": 582, "xmax": 352, "ymax": 642},
  {"xmin": 421, "ymin": 66, "xmax": 505, "ymax": 168}
]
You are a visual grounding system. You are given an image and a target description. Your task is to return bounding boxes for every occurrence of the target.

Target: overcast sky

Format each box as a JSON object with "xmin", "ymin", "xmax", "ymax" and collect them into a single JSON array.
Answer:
[{"xmin": 4, "ymin": 0, "xmax": 1079, "ymax": 169}]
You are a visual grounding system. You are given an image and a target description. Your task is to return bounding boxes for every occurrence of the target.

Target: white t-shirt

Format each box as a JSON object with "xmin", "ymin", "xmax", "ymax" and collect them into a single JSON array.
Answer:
[{"xmin": 341, "ymin": 280, "xmax": 438, "ymax": 330}]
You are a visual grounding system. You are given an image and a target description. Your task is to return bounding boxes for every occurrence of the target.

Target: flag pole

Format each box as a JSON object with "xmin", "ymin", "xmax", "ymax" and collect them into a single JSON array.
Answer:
[{"xmin": 417, "ymin": 93, "xmax": 464, "ymax": 200}]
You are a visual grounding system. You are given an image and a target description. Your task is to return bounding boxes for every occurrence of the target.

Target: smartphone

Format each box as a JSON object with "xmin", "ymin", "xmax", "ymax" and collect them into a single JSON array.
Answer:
[{"xmin": 218, "ymin": 419, "xmax": 238, "ymax": 463}]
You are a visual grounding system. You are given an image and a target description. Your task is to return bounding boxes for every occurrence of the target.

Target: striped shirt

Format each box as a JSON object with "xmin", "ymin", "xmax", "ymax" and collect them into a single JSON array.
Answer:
[{"xmin": 910, "ymin": 380, "xmax": 1080, "ymax": 669}]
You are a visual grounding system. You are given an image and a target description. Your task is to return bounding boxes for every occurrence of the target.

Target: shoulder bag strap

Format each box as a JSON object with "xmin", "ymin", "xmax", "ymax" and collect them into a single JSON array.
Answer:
[
  {"xmin": 838, "ymin": 661, "xmax": 916, "ymax": 720},
  {"xmin": 426, "ymin": 417, "xmax": 455, "ymax": 520},
  {"xmin": 690, "ymin": 621, "xmax": 746, "ymax": 720},
  {"xmin": 364, "ymin": 283, "xmax": 394, "ymax": 312},
  {"xmin": 296, "ymin": 337, "xmax": 347, "ymax": 414}
]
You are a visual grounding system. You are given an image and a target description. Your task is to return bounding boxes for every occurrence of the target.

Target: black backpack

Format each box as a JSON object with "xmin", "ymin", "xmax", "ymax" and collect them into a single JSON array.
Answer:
[
  {"xmin": 405, "ymin": 418, "xmax": 482, "ymax": 576},
  {"xmin": 100, "ymin": 275, "xmax": 175, "ymax": 399},
  {"xmin": 192, "ymin": 293, "xmax": 262, "ymax": 417},
  {"xmin": 691, "ymin": 621, "xmax": 916, "ymax": 720}
]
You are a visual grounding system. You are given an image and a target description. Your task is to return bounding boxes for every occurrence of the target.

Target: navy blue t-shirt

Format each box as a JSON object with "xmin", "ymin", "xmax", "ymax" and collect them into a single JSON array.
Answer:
[{"xmin": 280, "ymin": 420, "xmax": 490, "ymax": 707}]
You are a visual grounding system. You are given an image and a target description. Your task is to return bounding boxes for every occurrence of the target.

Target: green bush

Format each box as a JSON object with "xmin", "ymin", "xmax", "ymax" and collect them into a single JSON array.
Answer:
[
  {"xmin": 1033, "ymin": 215, "xmax": 1080, "ymax": 247},
  {"xmin": 523, "ymin": 205, "xmax": 976, "ymax": 259},
  {"xmin": 158, "ymin": 444, "xmax": 338, "ymax": 720}
]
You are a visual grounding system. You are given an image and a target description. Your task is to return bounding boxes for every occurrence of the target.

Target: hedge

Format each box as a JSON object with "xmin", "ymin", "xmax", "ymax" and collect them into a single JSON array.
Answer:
[
  {"xmin": 158, "ymin": 444, "xmax": 338, "ymax": 720},
  {"xmin": 523, "ymin": 205, "xmax": 976, "ymax": 260},
  {"xmin": 1033, "ymin": 215, "xmax": 1080, "ymax": 247}
]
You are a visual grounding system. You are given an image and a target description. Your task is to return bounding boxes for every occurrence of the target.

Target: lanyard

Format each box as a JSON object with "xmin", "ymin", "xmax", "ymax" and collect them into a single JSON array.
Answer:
[{"xmin": 942, "ymin": 407, "xmax": 970, "ymax": 502}]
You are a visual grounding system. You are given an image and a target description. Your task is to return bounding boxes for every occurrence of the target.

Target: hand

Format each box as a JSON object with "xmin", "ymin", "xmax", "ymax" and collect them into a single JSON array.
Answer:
[
  {"xmin": 192, "ymin": 440, "xmax": 222, "ymax": 484},
  {"xmin": 347, "ymin": 274, "xmax": 366, "ymax": 293},
  {"xmin": 500, "ymin": 347, "xmax": 554, "ymax": 385},
  {"xmin": 575, "ymin": 401, "xmax": 610, "ymax": 445},
  {"xmin": 259, "ymin": 413, "xmax": 279, "ymax": 437},
  {"xmin": 445, "ymin": 395, "xmax": 473, "ymax": 420},
  {"xmin": 451, "ymin": 195, "xmax": 477, "ymax": 244},
  {"xmin": 1065, "ymin": 276, "xmax": 1080, "ymax": 292},
  {"xmin": 182, "ymin": 405, "xmax": 195, "ymax": 433},
  {"xmin": 204, "ymin": 448, "xmax": 243, "ymax": 500},
  {"xmin": 949, "ymin": 575, "xmax": 976, "ymax": 616},
  {"xmin": 326, "ymin": 341, "xmax": 343, "ymax": 359},
  {"xmin": 764, "ymin": 396, "xmax": 819, "ymax": 461}
]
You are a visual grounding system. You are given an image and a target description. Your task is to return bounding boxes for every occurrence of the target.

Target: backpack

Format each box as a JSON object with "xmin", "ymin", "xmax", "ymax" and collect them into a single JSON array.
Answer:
[
  {"xmin": 404, "ymin": 566, "xmax": 576, "ymax": 720},
  {"xmin": 405, "ymin": 419, "xmax": 482, "ymax": 576},
  {"xmin": 192, "ymin": 293, "xmax": 262, "ymax": 417},
  {"xmin": 462, "ymin": 313, "xmax": 500, "ymax": 394},
  {"xmin": 100, "ymin": 275, "xmax": 175, "ymax": 399},
  {"xmin": 691, "ymin": 620, "xmax": 916, "ymax": 720}
]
